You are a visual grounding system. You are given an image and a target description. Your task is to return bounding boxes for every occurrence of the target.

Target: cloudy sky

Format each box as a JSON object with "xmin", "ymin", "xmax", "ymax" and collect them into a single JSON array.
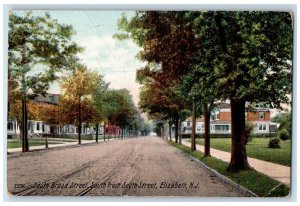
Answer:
[{"xmin": 15, "ymin": 10, "xmax": 145, "ymax": 106}]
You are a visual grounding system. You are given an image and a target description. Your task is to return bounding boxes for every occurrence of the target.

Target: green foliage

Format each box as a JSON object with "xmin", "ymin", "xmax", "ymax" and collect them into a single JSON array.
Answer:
[
  {"xmin": 116, "ymin": 11, "xmax": 292, "ymax": 128},
  {"xmin": 106, "ymin": 89, "xmax": 136, "ymax": 128},
  {"xmin": 154, "ymin": 121, "xmax": 164, "ymax": 137},
  {"xmin": 245, "ymin": 122, "xmax": 255, "ymax": 144},
  {"xmin": 59, "ymin": 66, "xmax": 100, "ymax": 126},
  {"xmin": 272, "ymin": 112, "xmax": 292, "ymax": 137},
  {"xmin": 8, "ymin": 11, "xmax": 82, "ymax": 95},
  {"xmin": 116, "ymin": 11, "xmax": 292, "ymax": 167},
  {"xmin": 214, "ymin": 12, "xmax": 292, "ymax": 108},
  {"xmin": 8, "ymin": 11, "xmax": 82, "ymax": 132},
  {"xmin": 277, "ymin": 129, "xmax": 290, "ymax": 141},
  {"xmin": 268, "ymin": 138, "xmax": 281, "ymax": 148},
  {"xmin": 140, "ymin": 120, "xmax": 152, "ymax": 136}
]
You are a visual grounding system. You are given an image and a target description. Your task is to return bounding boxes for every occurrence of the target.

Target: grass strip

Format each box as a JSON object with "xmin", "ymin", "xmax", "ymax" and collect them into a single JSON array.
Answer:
[
  {"xmin": 191, "ymin": 138, "xmax": 291, "ymax": 166},
  {"xmin": 168, "ymin": 140, "xmax": 290, "ymax": 197}
]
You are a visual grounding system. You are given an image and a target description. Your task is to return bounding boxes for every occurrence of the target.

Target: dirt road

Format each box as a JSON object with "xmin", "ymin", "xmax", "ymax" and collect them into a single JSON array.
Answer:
[{"xmin": 7, "ymin": 136, "xmax": 244, "ymax": 197}]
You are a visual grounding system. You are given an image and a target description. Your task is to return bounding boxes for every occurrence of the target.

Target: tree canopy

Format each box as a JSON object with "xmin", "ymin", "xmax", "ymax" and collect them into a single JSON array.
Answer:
[{"xmin": 116, "ymin": 11, "xmax": 292, "ymax": 171}]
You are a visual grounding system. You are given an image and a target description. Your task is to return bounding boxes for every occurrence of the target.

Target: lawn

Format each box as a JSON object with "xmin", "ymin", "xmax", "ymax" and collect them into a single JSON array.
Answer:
[
  {"xmin": 168, "ymin": 141, "xmax": 290, "ymax": 197},
  {"xmin": 7, "ymin": 139, "xmax": 63, "ymax": 149},
  {"xmin": 195, "ymin": 138, "xmax": 291, "ymax": 166}
]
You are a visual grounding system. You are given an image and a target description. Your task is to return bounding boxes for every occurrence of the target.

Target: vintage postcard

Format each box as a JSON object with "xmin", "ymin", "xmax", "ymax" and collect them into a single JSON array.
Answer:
[{"xmin": 6, "ymin": 10, "xmax": 292, "ymax": 197}]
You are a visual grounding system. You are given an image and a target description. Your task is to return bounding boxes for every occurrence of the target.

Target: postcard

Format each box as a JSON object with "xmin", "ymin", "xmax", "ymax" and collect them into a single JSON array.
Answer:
[{"xmin": 6, "ymin": 10, "xmax": 292, "ymax": 197}]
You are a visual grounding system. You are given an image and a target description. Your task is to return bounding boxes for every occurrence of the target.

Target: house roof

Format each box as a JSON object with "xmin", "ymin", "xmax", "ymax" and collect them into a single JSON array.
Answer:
[
  {"xmin": 30, "ymin": 93, "xmax": 60, "ymax": 105},
  {"xmin": 215, "ymin": 103, "xmax": 231, "ymax": 109},
  {"xmin": 247, "ymin": 108, "xmax": 270, "ymax": 112}
]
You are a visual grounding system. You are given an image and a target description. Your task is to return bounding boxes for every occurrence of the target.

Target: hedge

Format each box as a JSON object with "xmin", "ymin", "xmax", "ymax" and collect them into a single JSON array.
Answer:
[{"xmin": 181, "ymin": 133, "xmax": 276, "ymax": 139}]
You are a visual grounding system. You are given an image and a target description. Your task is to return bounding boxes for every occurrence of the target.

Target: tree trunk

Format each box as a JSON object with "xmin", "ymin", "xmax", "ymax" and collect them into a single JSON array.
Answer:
[
  {"xmin": 95, "ymin": 123, "xmax": 99, "ymax": 142},
  {"xmin": 78, "ymin": 98, "xmax": 81, "ymax": 145},
  {"xmin": 104, "ymin": 123, "xmax": 106, "ymax": 141},
  {"xmin": 169, "ymin": 122, "xmax": 172, "ymax": 141},
  {"xmin": 51, "ymin": 125, "xmax": 55, "ymax": 139},
  {"xmin": 21, "ymin": 94, "xmax": 29, "ymax": 152},
  {"xmin": 178, "ymin": 112, "xmax": 182, "ymax": 144},
  {"xmin": 228, "ymin": 99, "xmax": 250, "ymax": 172},
  {"xmin": 203, "ymin": 107, "xmax": 211, "ymax": 156},
  {"xmin": 174, "ymin": 115, "xmax": 179, "ymax": 143},
  {"xmin": 191, "ymin": 100, "xmax": 196, "ymax": 151}
]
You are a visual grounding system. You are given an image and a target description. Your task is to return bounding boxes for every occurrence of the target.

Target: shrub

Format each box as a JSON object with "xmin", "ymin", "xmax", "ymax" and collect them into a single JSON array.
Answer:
[
  {"xmin": 277, "ymin": 129, "xmax": 290, "ymax": 141},
  {"xmin": 181, "ymin": 133, "xmax": 231, "ymax": 139},
  {"xmin": 245, "ymin": 122, "xmax": 254, "ymax": 144},
  {"xmin": 268, "ymin": 138, "xmax": 281, "ymax": 148}
]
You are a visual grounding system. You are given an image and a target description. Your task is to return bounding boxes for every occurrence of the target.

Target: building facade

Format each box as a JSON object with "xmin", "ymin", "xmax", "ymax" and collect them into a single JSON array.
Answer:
[
  {"xmin": 181, "ymin": 103, "xmax": 277, "ymax": 135},
  {"xmin": 7, "ymin": 93, "xmax": 118, "ymax": 139}
]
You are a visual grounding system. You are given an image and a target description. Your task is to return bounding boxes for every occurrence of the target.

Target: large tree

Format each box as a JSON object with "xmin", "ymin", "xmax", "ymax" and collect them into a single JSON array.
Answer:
[
  {"xmin": 8, "ymin": 11, "xmax": 82, "ymax": 152},
  {"xmin": 213, "ymin": 12, "xmax": 292, "ymax": 171},
  {"xmin": 59, "ymin": 66, "xmax": 99, "ymax": 144},
  {"xmin": 106, "ymin": 89, "xmax": 136, "ymax": 138},
  {"xmin": 116, "ymin": 11, "xmax": 292, "ymax": 172},
  {"xmin": 115, "ymin": 11, "xmax": 199, "ymax": 144},
  {"xmin": 137, "ymin": 68, "xmax": 187, "ymax": 143},
  {"xmin": 91, "ymin": 74, "xmax": 110, "ymax": 142}
]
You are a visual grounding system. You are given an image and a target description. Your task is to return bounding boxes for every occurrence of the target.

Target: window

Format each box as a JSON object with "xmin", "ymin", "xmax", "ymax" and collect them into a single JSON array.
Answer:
[
  {"xmin": 42, "ymin": 124, "xmax": 45, "ymax": 132},
  {"xmin": 196, "ymin": 126, "xmax": 201, "ymax": 131},
  {"xmin": 258, "ymin": 124, "xmax": 267, "ymax": 131},
  {"xmin": 259, "ymin": 112, "xmax": 264, "ymax": 120},
  {"xmin": 36, "ymin": 122, "xmax": 40, "ymax": 131},
  {"xmin": 7, "ymin": 122, "xmax": 13, "ymax": 130},
  {"xmin": 187, "ymin": 121, "xmax": 191, "ymax": 126},
  {"xmin": 215, "ymin": 125, "xmax": 229, "ymax": 131}
]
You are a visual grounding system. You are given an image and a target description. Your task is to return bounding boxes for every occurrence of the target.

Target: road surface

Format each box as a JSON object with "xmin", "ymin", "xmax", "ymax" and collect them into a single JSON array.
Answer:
[{"xmin": 7, "ymin": 136, "xmax": 244, "ymax": 196}]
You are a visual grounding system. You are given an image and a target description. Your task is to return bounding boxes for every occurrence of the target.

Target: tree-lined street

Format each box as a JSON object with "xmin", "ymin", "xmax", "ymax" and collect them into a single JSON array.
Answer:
[
  {"xmin": 7, "ymin": 10, "xmax": 292, "ymax": 197},
  {"xmin": 7, "ymin": 136, "xmax": 243, "ymax": 196}
]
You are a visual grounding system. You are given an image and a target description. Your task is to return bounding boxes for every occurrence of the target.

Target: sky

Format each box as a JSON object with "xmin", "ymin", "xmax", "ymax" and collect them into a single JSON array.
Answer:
[
  {"xmin": 12, "ymin": 10, "xmax": 291, "ymax": 118},
  {"xmin": 14, "ymin": 10, "xmax": 145, "ymax": 106}
]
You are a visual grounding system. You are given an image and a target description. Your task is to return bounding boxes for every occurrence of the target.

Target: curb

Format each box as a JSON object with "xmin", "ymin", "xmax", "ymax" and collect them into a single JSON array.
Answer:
[
  {"xmin": 166, "ymin": 140, "xmax": 258, "ymax": 197},
  {"xmin": 186, "ymin": 153, "xmax": 258, "ymax": 197}
]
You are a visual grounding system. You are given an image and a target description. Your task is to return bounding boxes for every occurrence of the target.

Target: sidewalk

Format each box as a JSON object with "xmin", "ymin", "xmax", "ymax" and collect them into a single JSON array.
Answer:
[
  {"xmin": 7, "ymin": 138, "xmax": 117, "ymax": 153},
  {"xmin": 182, "ymin": 140, "xmax": 290, "ymax": 186}
]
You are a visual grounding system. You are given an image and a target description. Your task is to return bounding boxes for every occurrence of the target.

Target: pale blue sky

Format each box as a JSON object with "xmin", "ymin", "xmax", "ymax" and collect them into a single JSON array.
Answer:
[{"xmin": 13, "ymin": 10, "xmax": 144, "ymax": 105}]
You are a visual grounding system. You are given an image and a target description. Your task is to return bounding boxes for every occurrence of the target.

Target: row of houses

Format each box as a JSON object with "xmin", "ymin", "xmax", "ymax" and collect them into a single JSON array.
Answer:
[
  {"xmin": 7, "ymin": 120, "xmax": 107, "ymax": 138},
  {"xmin": 7, "ymin": 93, "xmax": 279, "ymax": 138},
  {"xmin": 7, "ymin": 93, "xmax": 120, "ymax": 139},
  {"xmin": 180, "ymin": 103, "xmax": 279, "ymax": 135}
]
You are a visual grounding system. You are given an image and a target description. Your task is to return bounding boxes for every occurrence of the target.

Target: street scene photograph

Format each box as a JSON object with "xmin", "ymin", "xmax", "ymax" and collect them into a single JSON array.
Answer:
[{"xmin": 6, "ymin": 10, "xmax": 292, "ymax": 197}]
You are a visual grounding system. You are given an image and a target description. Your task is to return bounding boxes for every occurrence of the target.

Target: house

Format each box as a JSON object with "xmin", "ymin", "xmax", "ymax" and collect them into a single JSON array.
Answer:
[
  {"xmin": 246, "ymin": 108, "xmax": 272, "ymax": 134},
  {"xmin": 181, "ymin": 103, "xmax": 277, "ymax": 135},
  {"xmin": 7, "ymin": 93, "xmax": 108, "ymax": 139}
]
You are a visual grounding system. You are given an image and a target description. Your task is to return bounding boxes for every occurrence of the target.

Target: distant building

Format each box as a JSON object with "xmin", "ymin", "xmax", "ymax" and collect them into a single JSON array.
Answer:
[
  {"xmin": 181, "ymin": 103, "xmax": 278, "ymax": 135},
  {"xmin": 7, "ymin": 93, "xmax": 120, "ymax": 139}
]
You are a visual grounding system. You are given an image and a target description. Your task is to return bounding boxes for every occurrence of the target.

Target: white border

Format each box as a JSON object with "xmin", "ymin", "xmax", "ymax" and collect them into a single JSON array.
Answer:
[{"xmin": 1, "ymin": 1, "xmax": 299, "ymax": 205}]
